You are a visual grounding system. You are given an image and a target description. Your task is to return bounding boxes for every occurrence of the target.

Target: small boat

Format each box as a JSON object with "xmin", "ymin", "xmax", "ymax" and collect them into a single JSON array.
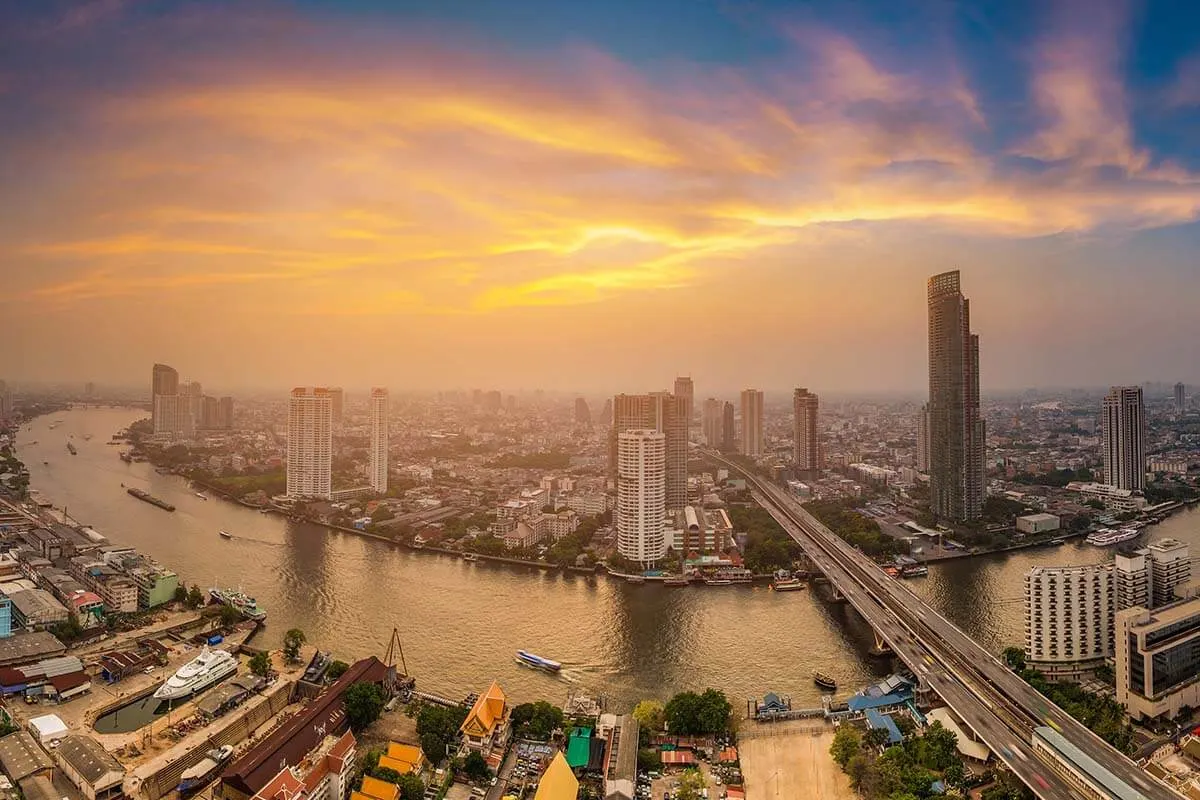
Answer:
[
  {"xmin": 664, "ymin": 577, "xmax": 690, "ymax": 587},
  {"xmin": 411, "ymin": 542, "xmax": 425, "ymax": 550},
  {"xmin": 218, "ymin": 530, "xmax": 233, "ymax": 539},
  {"xmin": 516, "ymin": 650, "xmax": 562, "ymax": 672},
  {"xmin": 259, "ymin": 508, "xmax": 270, "ymax": 514},
  {"xmin": 813, "ymin": 672, "xmax": 837, "ymax": 691},
  {"xmin": 705, "ymin": 578, "xmax": 732, "ymax": 586},
  {"xmin": 195, "ymin": 492, "xmax": 208, "ymax": 500},
  {"xmin": 43, "ymin": 461, "xmax": 49, "ymax": 466},
  {"xmin": 626, "ymin": 575, "xmax": 646, "ymax": 584},
  {"xmin": 771, "ymin": 578, "xmax": 806, "ymax": 592},
  {"xmin": 462, "ymin": 553, "xmax": 479, "ymax": 562},
  {"xmin": 66, "ymin": 442, "xmax": 77, "ymax": 455},
  {"xmin": 177, "ymin": 745, "xmax": 234, "ymax": 796}
]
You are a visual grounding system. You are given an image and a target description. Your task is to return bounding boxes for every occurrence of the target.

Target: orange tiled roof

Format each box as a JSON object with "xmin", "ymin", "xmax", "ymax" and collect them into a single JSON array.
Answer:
[
  {"xmin": 358, "ymin": 776, "xmax": 399, "ymax": 800},
  {"xmin": 253, "ymin": 770, "xmax": 305, "ymax": 800},
  {"xmin": 460, "ymin": 680, "xmax": 508, "ymax": 738}
]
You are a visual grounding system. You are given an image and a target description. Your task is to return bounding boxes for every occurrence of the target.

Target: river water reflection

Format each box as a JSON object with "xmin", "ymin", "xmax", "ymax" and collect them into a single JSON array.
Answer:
[{"xmin": 18, "ymin": 408, "xmax": 1200, "ymax": 710}]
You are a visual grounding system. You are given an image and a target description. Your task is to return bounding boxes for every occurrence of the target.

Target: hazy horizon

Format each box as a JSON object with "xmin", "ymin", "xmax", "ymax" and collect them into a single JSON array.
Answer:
[{"xmin": 3, "ymin": 1, "xmax": 1200, "ymax": 393}]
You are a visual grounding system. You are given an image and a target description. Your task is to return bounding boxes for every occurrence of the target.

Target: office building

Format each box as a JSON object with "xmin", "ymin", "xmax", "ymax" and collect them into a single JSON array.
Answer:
[
  {"xmin": 916, "ymin": 404, "xmax": 930, "ymax": 472},
  {"xmin": 150, "ymin": 363, "xmax": 179, "ymax": 429},
  {"xmin": 1102, "ymin": 386, "xmax": 1145, "ymax": 491},
  {"xmin": 152, "ymin": 394, "xmax": 194, "ymax": 439},
  {"xmin": 1024, "ymin": 564, "xmax": 1114, "ymax": 680},
  {"xmin": 218, "ymin": 396, "xmax": 234, "ymax": 430},
  {"xmin": 616, "ymin": 430, "xmax": 667, "ymax": 565},
  {"xmin": 368, "ymin": 388, "xmax": 388, "ymax": 494},
  {"xmin": 610, "ymin": 392, "xmax": 687, "ymax": 509},
  {"xmin": 1175, "ymin": 382, "xmax": 1186, "ymax": 416},
  {"xmin": 286, "ymin": 388, "xmax": 333, "ymax": 499},
  {"xmin": 1149, "ymin": 538, "xmax": 1191, "ymax": 607},
  {"xmin": 674, "ymin": 376, "xmax": 694, "ymax": 429},
  {"xmin": 926, "ymin": 270, "xmax": 984, "ymax": 521},
  {"xmin": 701, "ymin": 398, "xmax": 724, "ymax": 448},
  {"xmin": 792, "ymin": 388, "xmax": 819, "ymax": 472},
  {"xmin": 1116, "ymin": 595, "xmax": 1200, "ymax": 720},
  {"xmin": 740, "ymin": 389, "xmax": 764, "ymax": 457},
  {"xmin": 574, "ymin": 397, "xmax": 591, "ymax": 426},
  {"xmin": 721, "ymin": 402, "xmax": 736, "ymax": 453},
  {"xmin": 329, "ymin": 387, "xmax": 345, "ymax": 428}
]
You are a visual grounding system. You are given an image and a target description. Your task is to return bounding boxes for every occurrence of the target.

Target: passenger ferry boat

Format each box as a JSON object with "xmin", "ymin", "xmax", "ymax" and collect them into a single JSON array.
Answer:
[
  {"xmin": 1086, "ymin": 527, "xmax": 1140, "ymax": 547},
  {"xmin": 516, "ymin": 650, "xmax": 562, "ymax": 672},
  {"xmin": 771, "ymin": 578, "xmax": 806, "ymax": 592},
  {"xmin": 154, "ymin": 648, "xmax": 238, "ymax": 700},
  {"xmin": 177, "ymin": 746, "xmax": 234, "ymax": 796}
]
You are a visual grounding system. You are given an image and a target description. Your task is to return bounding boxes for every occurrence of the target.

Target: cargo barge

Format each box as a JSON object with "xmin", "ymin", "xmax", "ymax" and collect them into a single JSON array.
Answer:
[{"xmin": 127, "ymin": 487, "xmax": 176, "ymax": 512}]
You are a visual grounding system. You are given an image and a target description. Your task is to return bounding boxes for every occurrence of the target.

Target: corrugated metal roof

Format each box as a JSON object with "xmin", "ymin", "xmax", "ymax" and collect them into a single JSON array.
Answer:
[{"xmin": 1033, "ymin": 726, "xmax": 1143, "ymax": 800}]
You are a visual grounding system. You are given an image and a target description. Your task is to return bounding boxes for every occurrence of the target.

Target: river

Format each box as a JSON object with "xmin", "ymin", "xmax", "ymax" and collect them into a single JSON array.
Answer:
[{"xmin": 14, "ymin": 408, "xmax": 1200, "ymax": 711}]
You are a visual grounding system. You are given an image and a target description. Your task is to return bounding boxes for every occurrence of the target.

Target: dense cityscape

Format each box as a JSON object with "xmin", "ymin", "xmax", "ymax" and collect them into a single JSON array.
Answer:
[
  {"xmin": 0, "ymin": 266, "xmax": 1196, "ymax": 800},
  {"xmin": 5, "ymin": 2, "xmax": 1200, "ymax": 800}
]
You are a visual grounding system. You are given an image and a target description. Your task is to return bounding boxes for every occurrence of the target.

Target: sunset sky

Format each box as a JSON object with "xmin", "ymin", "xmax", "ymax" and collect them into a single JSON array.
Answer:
[{"xmin": 3, "ymin": 0, "xmax": 1200, "ymax": 395}]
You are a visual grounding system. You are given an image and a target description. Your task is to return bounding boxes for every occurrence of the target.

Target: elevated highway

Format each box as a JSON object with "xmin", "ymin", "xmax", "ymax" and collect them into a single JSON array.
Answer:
[{"xmin": 714, "ymin": 453, "xmax": 1178, "ymax": 800}]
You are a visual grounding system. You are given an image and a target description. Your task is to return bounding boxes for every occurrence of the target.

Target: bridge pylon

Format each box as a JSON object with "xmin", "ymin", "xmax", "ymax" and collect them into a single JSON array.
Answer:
[{"xmin": 870, "ymin": 630, "xmax": 892, "ymax": 656}]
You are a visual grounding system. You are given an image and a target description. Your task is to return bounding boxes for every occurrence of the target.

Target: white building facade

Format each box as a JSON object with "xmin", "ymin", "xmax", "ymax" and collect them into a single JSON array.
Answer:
[
  {"xmin": 286, "ymin": 387, "xmax": 333, "ymax": 499},
  {"xmin": 616, "ymin": 430, "xmax": 667, "ymax": 565},
  {"xmin": 368, "ymin": 388, "xmax": 388, "ymax": 494},
  {"xmin": 1024, "ymin": 564, "xmax": 1114, "ymax": 680}
]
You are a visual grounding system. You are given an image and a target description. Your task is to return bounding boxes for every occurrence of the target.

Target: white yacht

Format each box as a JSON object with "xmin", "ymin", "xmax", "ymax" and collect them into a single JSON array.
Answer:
[{"xmin": 154, "ymin": 648, "xmax": 238, "ymax": 700}]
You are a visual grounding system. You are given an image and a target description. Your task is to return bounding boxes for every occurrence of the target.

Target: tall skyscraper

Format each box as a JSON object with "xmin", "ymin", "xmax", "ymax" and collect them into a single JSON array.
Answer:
[
  {"xmin": 329, "ymin": 387, "xmax": 345, "ymax": 427},
  {"xmin": 792, "ymin": 388, "xmax": 819, "ymax": 472},
  {"xmin": 721, "ymin": 402, "xmax": 736, "ymax": 453},
  {"xmin": 916, "ymin": 404, "xmax": 930, "ymax": 472},
  {"xmin": 701, "ymin": 398, "xmax": 724, "ymax": 447},
  {"xmin": 151, "ymin": 363, "xmax": 179, "ymax": 429},
  {"xmin": 153, "ymin": 395, "xmax": 194, "ymax": 439},
  {"xmin": 1175, "ymin": 382, "xmax": 1186, "ymax": 416},
  {"xmin": 574, "ymin": 397, "xmax": 592, "ymax": 426},
  {"xmin": 674, "ymin": 377, "xmax": 694, "ymax": 429},
  {"xmin": 611, "ymin": 392, "xmax": 687, "ymax": 509},
  {"xmin": 217, "ymin": 396, "xmax": 234, "ymax": 430},
  {"xmin": 0, "ymin": 381, "xmax": 12, "ymax": 420},
  {"xmin": 740, "ymin": 389, "xmax": 764, "ymax": 456},
  {"xmin": 200, "ymin": 395, "xmax": 220, "ymax": 429},
  {"xmin": 287, "ymin": 387, "xmax": 333, "ymax": 499},
  {"xmin": 927, "ymin": 270, "xmax": 984, "ymax": 521},
  {"xmin": 369, "ymin": 388, "xmax": 389, "ymax": 494},
  {"xmin": 616, "ymin": 430, "xmax": 667, "ymax": 565},
  {"xmin": 1102, "ymin": 386, "xmax": 1145, "ymax": 491}
]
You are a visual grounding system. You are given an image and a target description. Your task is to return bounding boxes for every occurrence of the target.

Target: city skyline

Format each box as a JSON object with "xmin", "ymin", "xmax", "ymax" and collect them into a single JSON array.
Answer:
[{"xmin": 3, "ymin": 1, "xmax": 1200, "ymax": 391}]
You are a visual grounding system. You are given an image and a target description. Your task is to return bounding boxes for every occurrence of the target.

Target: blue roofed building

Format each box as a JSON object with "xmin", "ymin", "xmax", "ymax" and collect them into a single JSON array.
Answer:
[
  {"xmin": 847, "ymin": 674, "xmax": 915, "ymax": 712},
  {"xmin": 863, "ymin": 709, "xmax": 903, "ymax": 745}
]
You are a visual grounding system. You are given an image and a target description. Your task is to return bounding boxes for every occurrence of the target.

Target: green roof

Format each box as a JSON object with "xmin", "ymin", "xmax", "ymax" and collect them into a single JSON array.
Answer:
[{"xmin": 566, "ymin": 728, "xmax": 592, "ymax": 768}]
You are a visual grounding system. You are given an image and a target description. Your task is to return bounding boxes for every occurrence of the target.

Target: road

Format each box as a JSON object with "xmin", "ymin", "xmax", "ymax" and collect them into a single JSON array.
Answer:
[{"xmin": 713, "ymin": 453, "xmax": 1178, "ymax": 800}]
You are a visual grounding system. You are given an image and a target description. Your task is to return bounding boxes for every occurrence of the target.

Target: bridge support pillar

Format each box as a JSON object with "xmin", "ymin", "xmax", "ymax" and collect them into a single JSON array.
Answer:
[
  {"xmin": 830, "ymin": 586, "xmax": 846, "ymax": 603},
  {"xmin": 870, "ymin": 630, "xmax": 892, "ymax": 656}
]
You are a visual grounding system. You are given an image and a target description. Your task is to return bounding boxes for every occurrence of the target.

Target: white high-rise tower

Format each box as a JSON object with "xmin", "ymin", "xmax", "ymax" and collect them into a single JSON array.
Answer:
[
  {"xmin": 287, "ymin": 387, "xmax": 333, "ymax": 499},
  {"xmin": 616, "ymin": 430, "xmax": 667, "ymax": 566},
  {"xmin": 369, "ymin": 388, "xmax": 389, "ymax": 494},
  {"xmin": 1102, "ymin": 386, "xmax": 1145, "ymax": 491}
]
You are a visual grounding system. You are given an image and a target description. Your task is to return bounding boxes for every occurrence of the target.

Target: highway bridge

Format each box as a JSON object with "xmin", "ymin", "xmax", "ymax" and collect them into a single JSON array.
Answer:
[{"xmin": 712, "ymin": 453, "xmax": 1180, "ymax": 800}]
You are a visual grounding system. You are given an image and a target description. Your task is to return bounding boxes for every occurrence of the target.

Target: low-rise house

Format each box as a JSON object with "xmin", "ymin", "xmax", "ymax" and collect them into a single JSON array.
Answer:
[{"xmin": 55, "ymin": 735, "xmax": 125, "ymax": 800}]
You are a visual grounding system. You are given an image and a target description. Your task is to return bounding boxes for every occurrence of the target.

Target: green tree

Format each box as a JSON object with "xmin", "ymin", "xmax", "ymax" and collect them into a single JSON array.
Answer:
[
  {"xmin": 943, "ymin": 759, "xmax": 966, "ymax": 792},
  {"xmin": 173, "ymin": 585, "xmax": 188, "ymax": 603},
  {"xmin": 675, "ymin": 770, "xmax": 705, "ymax": 800},
  {"xmin": 187, "ymin": 584, "xmax": 205, "ymax": 608},
  {"xmin": 417, "ymin": 704, "xmax": 469, "ymax": 762},
  {"xmin": 327, "ymin": 660, "xmax": 350, "ymax": 680},
  {"xmin": 344, "ymin": 682, "xmax": 387, "ymax": 732},
  {"xmin": 395, "ymin": 775, "xmax": 424, "ymax": 800},
  {"xmin": 1002, "ymin": 646, "xmax": 1025, "ymax": 671},
  {"xmin": 632, "ymin": 700, "xmax": 666, "ymax": 733},
  {"xmin": 283, "ymin": 628, "xmax": 306, "ymax": 662},
  {"xmin": 249, "ymin": 651, "xmax": 272, "ymax": 677},
  {"xmin": 462, "ymin": 750, "xmax": 490, "ymax": 782},
  {"xmin": 863, "ymin": 727, "xmax": 891, "ymax": 749},
  {"xmin": 637, "ymin": 749, "xmax": 662, "ymax": 772},
  {"xmin": 830, "ymin": 724, "xmax": 862, "ymax": 769},
  {"xmin": 219, "ymin": 604, "xmax": 242, "ymax": 628},
  {"xmin": 371, "ymin": 505, "xmax": 395, "ymax": 522},
  {"xmin": 920, "ymin": 721, "xmax": 958, "ymax": 771}
]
